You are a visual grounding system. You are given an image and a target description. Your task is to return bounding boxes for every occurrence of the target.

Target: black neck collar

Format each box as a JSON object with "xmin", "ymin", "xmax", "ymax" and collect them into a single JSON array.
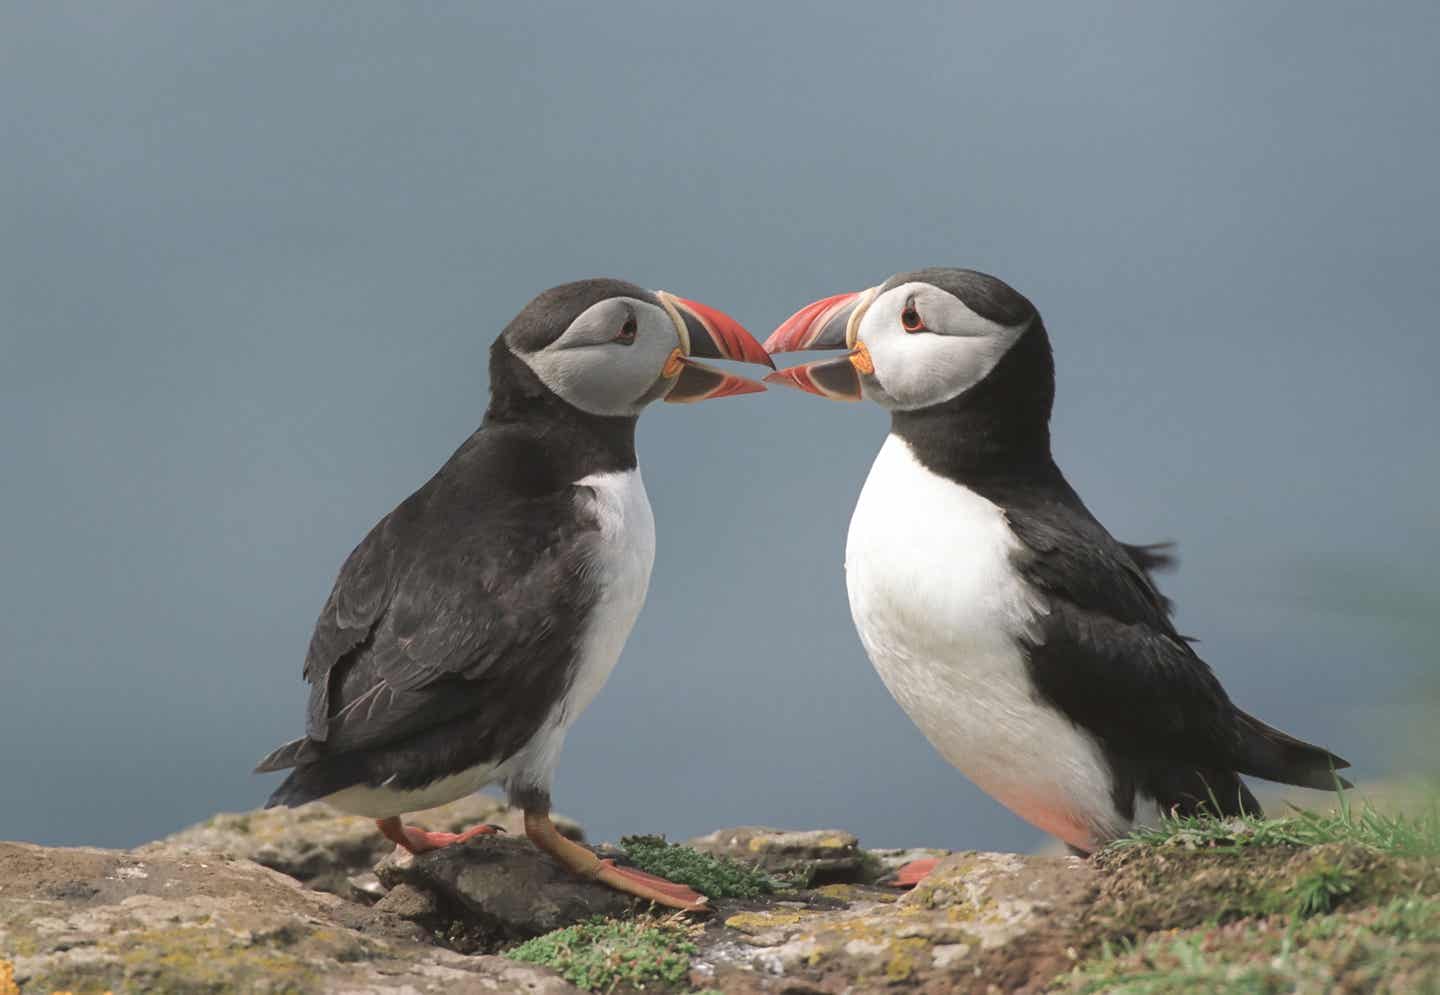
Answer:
[
  {"xmin": 483, "ymin": 340, "xmax": 639, "ymax": 475},
  {"xmin": 889, "ymin": 321, "xmax": 1057, "ymax": 487}
]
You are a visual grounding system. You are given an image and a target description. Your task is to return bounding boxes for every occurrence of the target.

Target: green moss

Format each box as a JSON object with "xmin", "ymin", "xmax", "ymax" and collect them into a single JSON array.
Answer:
[
  {"xmin": 853, "ymin": 849, "xmax": 889, "ymax": 886},
  {"xmin": 1060, "ymin": 898, "xmax": 1440, "ymax": 994},
  {"xmin": 1085, "ymin": 838, "xmax": 1440, "ymax": 954},
  {"xmin": 1288, "ymin": 861, "xmax": 1358, "ymax": 918},
  {"xmin": 507, "ymin": 917, "xmax": 697, "ymax": 992},
  {"xmin": 618, "ymin": 836, "xmax": 777, "ymax": 899}
]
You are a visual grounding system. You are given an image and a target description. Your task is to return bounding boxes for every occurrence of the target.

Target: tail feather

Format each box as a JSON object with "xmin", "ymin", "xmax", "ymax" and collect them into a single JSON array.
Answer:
[
  {"xmin": 257, "ymin": 743, "xmax": 368, "ymax": 810},
  {"xmin": 264, "ymin": 770, "xmax": 324, "ymax": 810},
  {"xmin": 253, "ymin": 736, "xmax": 319, "ymax": 774},
  {"xmin": 1234, "ymin": 711, "xmax": 1352, "ymax": 791},
  {"xmin": 1123, "ymin": 541, "xmax": 1179, "ymax": 615},
  {"xmin": 1123, "ymin": 541, "xmax": 1178, "ymax": 575}
]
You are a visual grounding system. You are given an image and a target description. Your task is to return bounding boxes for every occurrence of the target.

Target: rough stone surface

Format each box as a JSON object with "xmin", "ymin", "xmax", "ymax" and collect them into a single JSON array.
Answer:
[
  {"xmin": 0, "ymin": 840, "xmax": 581, "ymax": 994},
  {"xmin": 692, "ymin": 851, "xmax": 1097, "ymax": 993},
  {"xmin": 686, "ymin": 827, "xmax": 868, "ymax": 884},
  {"xmin": 8, "ymin": 793, "xmax": 1435, "ymax": 993},
  {"xmin": 375, "ymin": 835, "xmax": 638, "ymax": 945},
  {"xmin": 159, "ymin": 793, "xmax": 583, "ymax": 898}
]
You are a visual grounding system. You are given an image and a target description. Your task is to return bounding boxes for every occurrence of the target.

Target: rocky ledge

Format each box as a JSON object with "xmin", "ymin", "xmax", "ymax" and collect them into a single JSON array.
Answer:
[{"xmin": 2, "ymin": 795, "xmax": 1437, "ymax": 993}]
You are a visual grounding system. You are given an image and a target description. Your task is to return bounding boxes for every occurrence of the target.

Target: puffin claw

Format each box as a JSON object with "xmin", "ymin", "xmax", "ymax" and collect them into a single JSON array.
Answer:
[{"xmin": 376, "ymin": 817, "xmax": 505, "ymax": 854}]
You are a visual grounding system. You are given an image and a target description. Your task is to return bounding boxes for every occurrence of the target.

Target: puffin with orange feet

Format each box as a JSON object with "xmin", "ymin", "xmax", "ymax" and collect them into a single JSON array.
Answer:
[
  {"xmin": 256, "ymin": 279, "xmax": 771, "ymax": 911},
  {"xmin": 765, "ymin": 268, "xmax": 1349, "ymax": 884}
]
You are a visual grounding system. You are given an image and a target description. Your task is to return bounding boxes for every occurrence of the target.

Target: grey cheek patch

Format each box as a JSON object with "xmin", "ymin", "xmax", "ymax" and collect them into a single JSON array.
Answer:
[
  {"xmin": 633, "ymin": 376, "xmax": 672, "ymax": 407},
  {"xmin": 858, "ymin": 285, "xmax": 1029, "ymax": 411},
  {"xmin": 514, "ymin": 306, "xmax": 680, "ymax": 418}
]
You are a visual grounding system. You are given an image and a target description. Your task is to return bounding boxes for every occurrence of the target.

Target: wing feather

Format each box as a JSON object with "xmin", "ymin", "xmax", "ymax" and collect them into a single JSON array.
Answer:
[{"xmin": 278, "ymin": 428, "xmax": 602, "ymax": 763}]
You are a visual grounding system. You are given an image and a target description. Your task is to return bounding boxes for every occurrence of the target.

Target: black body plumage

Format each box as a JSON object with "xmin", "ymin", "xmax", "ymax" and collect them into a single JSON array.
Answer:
[
  {"xmin": 886, "ymin": 269, "xmax": 1349, "ymax": 821},
  {"xmin": 257, "ymin": 281, "xmax": 647, "ymax": 810}
]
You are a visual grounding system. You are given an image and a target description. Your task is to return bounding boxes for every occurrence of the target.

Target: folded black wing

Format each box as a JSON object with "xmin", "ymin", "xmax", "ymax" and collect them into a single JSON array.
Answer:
[
  {"xmin": 1005, "ymin": 476, "xmax": 1346, "ymax": 788},
  {"xmin": 265, "ymin": 429, "xmax": 601, "ymax": 768}
]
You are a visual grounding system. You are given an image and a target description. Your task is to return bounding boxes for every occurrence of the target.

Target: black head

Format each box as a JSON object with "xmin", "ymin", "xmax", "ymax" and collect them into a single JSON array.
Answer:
[
  {"xmin": 766, "ymin": 267, "xmax": 1052, "ymax": 416},
  {"xmin": 859, "ymin": 267, "xmax": 1047, "ymax": 415},
  {"xmin": 492, "ymin": 278, "xmax": 772, "ymax": 419}
]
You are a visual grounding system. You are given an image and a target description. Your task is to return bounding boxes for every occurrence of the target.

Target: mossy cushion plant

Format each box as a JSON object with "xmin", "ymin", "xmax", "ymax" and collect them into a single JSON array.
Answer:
[
  {"xmin": 618, "ymin": 835, "xmax": 779, "ymax": 899},
  {"xmin": 1060, "ymin": 793, "xmax": 1440, "ymax": 992},
  {"xmin": 1067, "ymin": 894, "xmax": 1440, "ymax": 994},
  {"xmin": 507, "ymin": 917, "xmax": 697, "ymax": 992}
]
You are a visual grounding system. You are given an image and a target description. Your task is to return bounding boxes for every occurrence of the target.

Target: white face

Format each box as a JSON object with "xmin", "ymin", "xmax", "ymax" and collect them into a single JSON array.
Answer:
[
  {"xmin": 514, "ymin": 297, "xmax": 682, "ymax": 416},
  {"xmin": 855, "ymin": 281, "xmax": 1030, "ymax": 411}
]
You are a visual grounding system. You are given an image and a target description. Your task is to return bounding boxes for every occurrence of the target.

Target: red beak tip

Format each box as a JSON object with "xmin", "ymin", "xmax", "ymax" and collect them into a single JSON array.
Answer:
[
  {"xmin": 765, "ymin": 291, "xmax": 865, "ymax": 356},
  {"xmin": 689, "ymin": 380, "xmax": 765, "ymax": 402},
  {"xmin": 671, "ymin": 294, "xmax": 771, "ymax": 368}
]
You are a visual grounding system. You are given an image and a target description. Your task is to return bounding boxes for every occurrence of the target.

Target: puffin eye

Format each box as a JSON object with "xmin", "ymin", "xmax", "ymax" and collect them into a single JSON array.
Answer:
[
  {"xmin": 614, "ymin": 315, "xmax": 638, "ymax": 344},
  {"xmin": 900, "ymin": 305, "xmax": 925, "ymax": 332}
]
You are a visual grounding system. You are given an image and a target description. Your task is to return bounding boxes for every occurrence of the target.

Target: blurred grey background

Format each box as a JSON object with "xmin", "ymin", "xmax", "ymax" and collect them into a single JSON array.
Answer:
[{"xmin": 3, "ymin": 2, "xmax": 1436, "ymax": 852}]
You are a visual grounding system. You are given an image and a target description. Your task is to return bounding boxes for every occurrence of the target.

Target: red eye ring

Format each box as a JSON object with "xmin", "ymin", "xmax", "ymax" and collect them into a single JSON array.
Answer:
[
  {"xmin": 615, "ymin": 315, "xmax": 638, "ymax": 343},
  {"xmin": 900, "ymin": 305, "xmax": 925, "ymax": 332}
]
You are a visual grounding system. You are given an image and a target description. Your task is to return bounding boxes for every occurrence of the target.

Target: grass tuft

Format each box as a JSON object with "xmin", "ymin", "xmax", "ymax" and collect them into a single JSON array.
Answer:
[
  {"xmin": 1108, "ymin": 789, "xmax": 1440, "ymax": 857},
  {"xmin": 1289, "ymin": 861, "xmax": 1358, "ymax": 918},
  {"xmin": 619, "ymin": 835, "xmax": 778, "ymax": 899},
  {"xmin": 507, "ymin": 916, "xmax": 696, "ymax": 992}
]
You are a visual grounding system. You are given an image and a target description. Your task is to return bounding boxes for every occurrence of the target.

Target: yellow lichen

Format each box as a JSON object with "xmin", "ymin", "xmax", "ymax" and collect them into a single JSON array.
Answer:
[
  {"xmin": 0, "ymin": 960, "xmax": 16, "ymax": 995},
  {"xmin": 884, "ymin": 937, "xmax": 931, "ymax": 981},
  {"xmin": 724, "ymin": 911, "xmax": 814, "ymax": 933}
]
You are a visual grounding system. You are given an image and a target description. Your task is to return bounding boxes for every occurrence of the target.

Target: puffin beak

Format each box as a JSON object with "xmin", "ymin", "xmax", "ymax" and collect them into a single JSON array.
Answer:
[
  {"xmin": 656, "ymin": 292, "xmax": 772, "ymax": 403},
  {"xmin": 765, "ymin": 349, "xmax": 870, "ymax": 401},
  {"xmin": 761, "ymin": 288, "xmax": 878, "ymax": 401}
]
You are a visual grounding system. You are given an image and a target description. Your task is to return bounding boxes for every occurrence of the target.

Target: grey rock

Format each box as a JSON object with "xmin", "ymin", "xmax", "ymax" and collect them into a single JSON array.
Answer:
[
  {"xmin": 698, "ymin": 850, "xmax": 1098, "ymax": 994},
  {"xmin": 686, "ymin": 826, "xmax": 868, "ymax": 884},
  {"xmin": 0, "ymin": 840, "xmax": 582, "ymax": 994},
  {"xmin": 375, "ymin": 882, "xmax": 440, "ymax": 921},
  {"xmin": 347, "ymin": 870, "xmax": 387, "ymax": 901},
  {"xmin": 375, "ymin": 835, "xmax": 637, "ymax": 942},
  {"xmin": 158, "ymin": 792, "xmax": 583, "ymax": 897}
]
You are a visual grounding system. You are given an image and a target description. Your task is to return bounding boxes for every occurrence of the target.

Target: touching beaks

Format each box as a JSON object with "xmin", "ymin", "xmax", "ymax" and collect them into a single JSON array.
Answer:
[
  {"xmin": 655, "ymin": 292, "xmax": 772, "ymax": 403},
  {"xmin": 761, "ymin": 288, "xmax": 878, "ymax": 401},
  {"xmin": 763, "ymin": 346, "xmax": 870, "ymax": 401},
  {"xmin": 762, "ymin": 287, "xmax": 877, "ymax": 354}
]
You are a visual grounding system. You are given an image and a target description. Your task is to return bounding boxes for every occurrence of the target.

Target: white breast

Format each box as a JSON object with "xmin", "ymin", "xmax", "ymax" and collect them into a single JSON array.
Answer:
[
  {"xmin": 327, "ymin": 468, "xmax": 656, "ymax": 817},
  {"xmin": 845, "ymin": 435, "xmax": 1129, "ymax": 850},
  {"xmin": 563, "ymin": 467, "xmax": 656, "ymax": 722},
  {"xmin": 497, "ymin": 466, "xmax": 657, "ymax": 795}
]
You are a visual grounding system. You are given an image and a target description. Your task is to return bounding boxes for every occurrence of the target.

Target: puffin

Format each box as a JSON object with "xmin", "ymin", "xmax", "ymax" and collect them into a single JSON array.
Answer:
[
  {"xmin": 764, "ymin": 267, "xmax": 1349, "ymax": 880},
  {"xmin": 255, "ymin": 278, "xmax": 773, "ymax": 910}
]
